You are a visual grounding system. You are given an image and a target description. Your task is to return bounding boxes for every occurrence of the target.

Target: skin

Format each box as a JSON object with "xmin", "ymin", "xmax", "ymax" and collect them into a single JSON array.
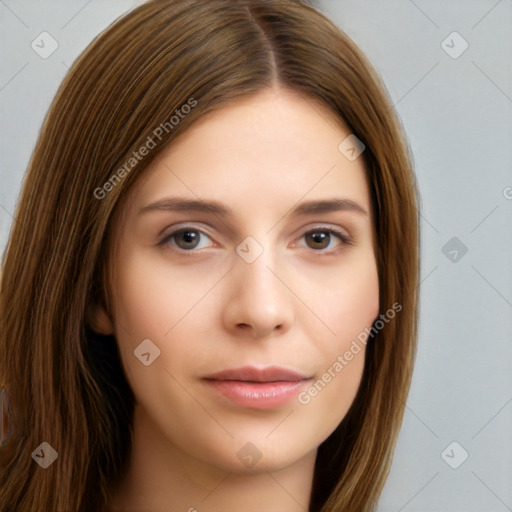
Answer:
[{"xmin": 93, "ymin": 86, "xmax": 380, "ymax": 512}]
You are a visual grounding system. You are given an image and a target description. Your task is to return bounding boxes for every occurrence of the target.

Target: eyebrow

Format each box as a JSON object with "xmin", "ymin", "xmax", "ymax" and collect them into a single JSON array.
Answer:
[{"xmin": 138, "ymin": 196, "xmax": 369, "ymax": 218}]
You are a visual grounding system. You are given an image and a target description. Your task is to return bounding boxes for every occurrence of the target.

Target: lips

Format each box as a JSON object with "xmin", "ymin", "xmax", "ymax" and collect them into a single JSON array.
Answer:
[
  {"xmin": 203, "ymin": 366, "xmax": 311, "ymax": 409},
  {"xmin": 204, "ymin": 365, "xmax": 309, "ymax": 383}
]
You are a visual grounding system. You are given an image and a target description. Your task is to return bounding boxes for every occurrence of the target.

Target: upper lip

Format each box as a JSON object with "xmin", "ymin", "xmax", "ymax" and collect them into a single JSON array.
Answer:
[{"xmin": 204, "ymin": 365, "xmax": 310, "ymax": 383}]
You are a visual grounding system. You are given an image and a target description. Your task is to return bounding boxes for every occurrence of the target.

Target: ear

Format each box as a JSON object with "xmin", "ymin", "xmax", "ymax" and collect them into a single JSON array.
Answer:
[{"xmin": 86, "ymin": 301, "xmax": 115, "ymax": 335}]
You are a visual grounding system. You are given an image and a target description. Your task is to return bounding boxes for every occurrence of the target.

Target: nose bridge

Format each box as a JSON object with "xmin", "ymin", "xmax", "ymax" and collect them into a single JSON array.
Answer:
[
  {"xmin": 223, "ymin": 234, "xmax": 294, "ymax": 336},
  {"xmin": 235, "ymin": 235, "xmax": 280, "ymax": 301}
]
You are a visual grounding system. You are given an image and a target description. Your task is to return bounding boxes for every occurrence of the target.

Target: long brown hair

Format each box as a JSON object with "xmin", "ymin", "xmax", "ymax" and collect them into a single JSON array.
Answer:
[{"xmin": 0, "ymin": 0, "xmax": 420, "ymax": 510}]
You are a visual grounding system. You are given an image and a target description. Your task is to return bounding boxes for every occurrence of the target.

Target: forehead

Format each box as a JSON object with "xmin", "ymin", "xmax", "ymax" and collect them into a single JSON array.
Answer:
[{"xmin": 121, "ymin": 88, "xmax": 371, "ymax": 224}]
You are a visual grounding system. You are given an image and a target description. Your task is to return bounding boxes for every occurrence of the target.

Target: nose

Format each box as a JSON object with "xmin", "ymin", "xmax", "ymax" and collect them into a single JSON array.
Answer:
[{"xmin": 221, "ymin": 243, "xmax": 295, "ymax": 339}]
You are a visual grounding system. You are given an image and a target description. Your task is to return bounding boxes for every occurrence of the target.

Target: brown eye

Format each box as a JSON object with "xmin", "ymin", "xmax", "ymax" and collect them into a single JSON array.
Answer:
[
  {"xmin": 305, "ymin": 231, "xmax": 331, "ymax": 250},
  {"xmin": 174, "ymin": 229, "xmax": 201, "ymax": 250},
  {"xmin": 160, "ymin": 228, "xmax": 212, "ymax": 251},
  {"xmin": 302, "ymin": 228, "xmax": 351, "ymax": 252}
]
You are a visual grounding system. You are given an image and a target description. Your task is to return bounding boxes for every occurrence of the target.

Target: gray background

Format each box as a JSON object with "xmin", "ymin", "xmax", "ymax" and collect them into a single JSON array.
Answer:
[{"xmin": 1, "ymin": 1, "xmax": 511, "ymax": 510}]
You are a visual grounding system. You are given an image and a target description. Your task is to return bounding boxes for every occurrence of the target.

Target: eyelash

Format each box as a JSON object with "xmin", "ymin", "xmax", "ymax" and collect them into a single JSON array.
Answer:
[{"xmin": 158, "ymin": 225, "xmax": 353, "ymax": 256}]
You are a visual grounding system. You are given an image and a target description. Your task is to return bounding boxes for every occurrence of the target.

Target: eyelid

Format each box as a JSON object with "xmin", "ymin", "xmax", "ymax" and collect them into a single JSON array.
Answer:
[{"xmin": 159, "ymin": 222, "xmax": 214, "ymax": 237}]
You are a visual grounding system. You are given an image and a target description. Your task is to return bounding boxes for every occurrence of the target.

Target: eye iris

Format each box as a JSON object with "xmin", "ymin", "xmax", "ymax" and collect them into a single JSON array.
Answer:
[
  {"xmin": 306, "ymin": 231, "xmax": 330, "ymax": 249},
  {"xmin": 176, "ymin": 229, "xmax": 200, "ymax": 249}
]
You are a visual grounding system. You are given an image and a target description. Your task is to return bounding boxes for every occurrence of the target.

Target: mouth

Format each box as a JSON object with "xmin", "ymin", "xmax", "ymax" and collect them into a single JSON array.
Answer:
[{"xmin": 203, "ymin": 365, "xmax": 312, "ymax": 409}]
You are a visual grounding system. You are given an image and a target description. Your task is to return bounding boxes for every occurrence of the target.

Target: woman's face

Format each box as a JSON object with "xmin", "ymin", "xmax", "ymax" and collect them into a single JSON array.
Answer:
[{"xmin": 99, "ymin": 87, "xmax": 379, "ymax": 474}]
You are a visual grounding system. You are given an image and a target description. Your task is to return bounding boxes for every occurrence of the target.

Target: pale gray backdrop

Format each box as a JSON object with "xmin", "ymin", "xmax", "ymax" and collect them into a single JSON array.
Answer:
[{"xmin": 1, "ymin": 1, "xmax": 511, "ymax": 511}]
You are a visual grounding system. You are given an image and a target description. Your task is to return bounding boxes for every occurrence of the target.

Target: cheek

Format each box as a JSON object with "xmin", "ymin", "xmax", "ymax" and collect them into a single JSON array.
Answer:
[
  {"xmin": 330, "ymin": 261, "xmax": 380, "ymax": 338},
  {"xmin": 109, "ymin": 249, "xmax": 227, "ymax": 399},
  {"xmin": 299, "ymin": 248, "xmax": 380, "ymax": 341},
  {"xmin": 293, "ymin": 251, "xmax": 379, "ymax": 435},
  {"xmin": 111, "ymin": 249, "xmax": 217, "ymax": 341},
  {"xmin": 109, "ymin": 251, "xmax": 189, "ymax": 388},
  {"xmin": 322, "ymin": 250, "xmax": 379, "ymax": 382}
]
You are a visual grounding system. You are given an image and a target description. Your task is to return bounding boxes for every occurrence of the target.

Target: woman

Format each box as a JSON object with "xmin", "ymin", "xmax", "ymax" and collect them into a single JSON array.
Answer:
[{"xmin": 0, "ymin": 0, "xmax": 420, "ymax": 510}]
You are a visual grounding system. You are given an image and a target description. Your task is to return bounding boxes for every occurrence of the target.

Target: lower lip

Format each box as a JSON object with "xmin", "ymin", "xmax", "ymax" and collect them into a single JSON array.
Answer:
[{"xmin": 205, "ymin": 379, "xmax": 309, "ymax": 409}]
